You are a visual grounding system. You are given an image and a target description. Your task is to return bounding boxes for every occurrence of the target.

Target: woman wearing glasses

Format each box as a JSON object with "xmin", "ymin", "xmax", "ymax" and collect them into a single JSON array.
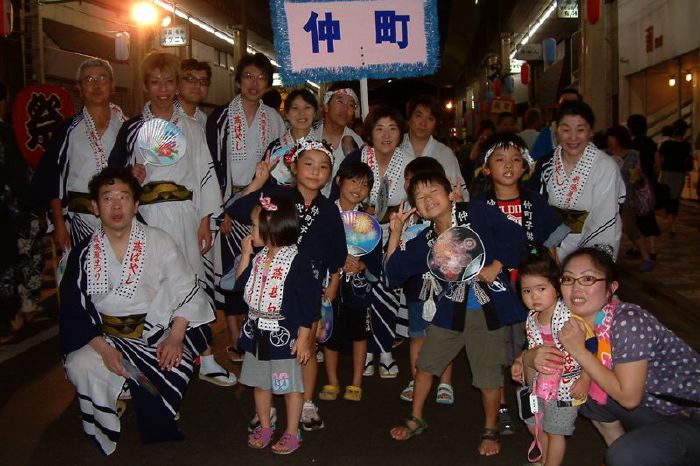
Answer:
[{"xmin": 522, "ymin": 247, "xmax": 700, "ymax": 465}]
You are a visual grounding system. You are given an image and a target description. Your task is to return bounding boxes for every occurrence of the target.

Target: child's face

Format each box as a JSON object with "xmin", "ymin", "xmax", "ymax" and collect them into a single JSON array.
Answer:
[
  {"xmin": 292, "ymin": 150, "xmax": 332, "ymax": 192},
  {"xmin": 412, "ymin": 181, "xmax": 451, "ymax": 220},
  {"xmin": 338, "ymin": 176, "xmax": 370, "ymax": 206},
  {"xmin": 250, "ymin": 206, "xmax": 265, "ymax": 247},
  {"xmin": 520, "ymin": 274, "xmax": 558, "ymax": 314},
  {"xmin": 483, "ymin": 146, "xmax": 526, "ymax": 189}
]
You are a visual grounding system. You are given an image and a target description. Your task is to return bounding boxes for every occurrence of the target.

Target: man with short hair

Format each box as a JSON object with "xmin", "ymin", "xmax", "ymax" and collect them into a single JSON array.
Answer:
[
  {"xmin": 60, "ymin": 166, "xmax": 214, "ymax": 455},
  {"xmin": 34, "ymin": 58, "xmax": 126, "ymax": 249},
  {"xmin": 177, "ymin": 58, "xmax": 211, "ymax": 128}
]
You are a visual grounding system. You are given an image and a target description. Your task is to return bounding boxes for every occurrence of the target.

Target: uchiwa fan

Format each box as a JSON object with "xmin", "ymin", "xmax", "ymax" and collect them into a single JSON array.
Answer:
[{"xmin": 137, "ymin": 118, "xmax": 187, "ymax": 166}]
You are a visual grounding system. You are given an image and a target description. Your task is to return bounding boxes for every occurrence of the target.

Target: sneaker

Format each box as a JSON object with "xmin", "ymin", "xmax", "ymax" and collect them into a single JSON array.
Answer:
[
  {"xmin": 301, "ymin": 401, "xmax": 325, "ymax": 431},
  {"xmin": 248, "ymin": 407, "xmax": 277, "ymax": 433},
  {"xmin": 498, "ymin": 405, "xmax": 515, "ymax": 436},
  {"xmin": 316, "ymin": 349, "xmax": 325, "ymax": 364},
  {"xmin": 363, "ymin": 359, "xmax": 375, "ymax": 377}
]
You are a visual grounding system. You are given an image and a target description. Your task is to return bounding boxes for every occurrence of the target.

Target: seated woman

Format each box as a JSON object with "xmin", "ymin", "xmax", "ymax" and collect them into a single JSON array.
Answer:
[{"xmin": 522, "ymin": 247, "xmax": 700, "ymax": 465}]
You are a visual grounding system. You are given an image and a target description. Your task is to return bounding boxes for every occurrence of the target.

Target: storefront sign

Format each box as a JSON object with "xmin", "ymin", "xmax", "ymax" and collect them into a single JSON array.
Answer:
[
  {"xmin": 270, "ymin": 0, "xmax": 439, "ymax": 84},
  {"xmin": 557, "ymin": 0, "xmax": 579, "ymax": 19},
  {"xmin": 161, "ymin": 26, "xmax": 188, "ymax": 47},
  {"xmin": 515, "ymin": 43, "xmax": 542, "ymax": 61},
  {"xmin": 489, "ymin": 98, "xmax": 515, "ymax": 114}
]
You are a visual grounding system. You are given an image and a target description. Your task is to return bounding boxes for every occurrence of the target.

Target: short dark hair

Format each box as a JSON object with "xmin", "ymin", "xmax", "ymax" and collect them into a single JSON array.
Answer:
[
  {"xmin": 518, "ymin": 244, "xmax": 561, "ymax": 295},
  {"xmin": 285, "ymin": 88, "xmax": 318, "ymax": 113},
  {"xmin": 497, "ymin": 112, "xmax": 516, "ymax": 125},
  {"xmin": 181, "ymin": 58, "xmax": 212, "ymax": 80},
  {"xmin": 405, "ymin": 157, "xmax": 445, "ymax": 178},
  {"xmin": 477, "ymin": 119, "xmax": 497, "ymax": 136},
  {"xmin": 262, "ymin": 88, "xmax": 282, "ymax": 111},
  {"xmin": 523, "ymin": 108, "xmax": 542, "ymax": 130},
  {"xmin": 561, "ymin": 247, "xmax": 618, "ymax": 285},
  {"xmin": 362, "ymin": 105, "xmax": 406, "ymax": 146},
  {"xmin": 406, "ymin": 172, "xmax": 451, "ymax": 206},
  {"xmin": 556, "ymin": 100, "xmax": 595, "ymax": 128},
  {"xmin": 672, "ymin": 119, "xmax": 689, "ymax": 137},
  {"xmin": 557, "ymin": 87, "xmax": 582, "ymax": 101},
  {"xmin": 626, "ymin": 114, "xmax": 647, "ymax": 136},
  {"xmin": 88, "ymin": 166, "xmax": 142, "ymax": 201},
  {"xmin": 605, "ymin": 125, "xmax": 632, "ymax": 150},
  {"xmin": 336, "ymin": 160, "xmax": 374, "ymax": 191},
  {"xmin": 235, "ymin": 53, "xmax": 274, "ymax": 87},
  {"xmin": 254, "ymin": 194, "xmax": 300, "ymax": 247},
  {"xmin": 661, "ymin": 125, "xmax": 674, "ymax": 137},
  {"xmin": 406, "ymin": 94, "xmax": 441, "ymax": 121}
]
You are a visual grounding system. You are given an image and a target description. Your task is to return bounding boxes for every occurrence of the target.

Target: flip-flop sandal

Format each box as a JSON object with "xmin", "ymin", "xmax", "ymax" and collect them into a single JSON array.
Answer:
[
  {"xmin": 319, "ymin": 384, "xmax": 340, "ymax": 400},
  {"xmin": 225, "ymin": 346, "xmax": 245, "ymax": 362},
  {"xmin": 343, "ymin": 385, "xmax": 362, "ymax": 401},
  {"xmin": 400, "ymin": 380, "xmax": 415, "ymax": 402},
  {"xmin": 199, "ymin": 370, "xmax": 238, "ymax": 387},
  {"xmin": 478, "ymin": 427, "xmax": 501, "ymax": 456},
  {"xmin": 248, "ymin": 426, "xmax": 274, "ymax": 449},
  {"xmin": 271, "ymin": 432, "xmax": 302, "ymax": 455},
  {"xmin": 436, "ymin": 383, "xmax": 454, "ymax": 405},
  {"xmin": 379, "ymin": 362, "xmax": 398, "ymax": 379},
  {"xmin": 390, "ymin": 415, "xmax": 428, "ymax": 441}
]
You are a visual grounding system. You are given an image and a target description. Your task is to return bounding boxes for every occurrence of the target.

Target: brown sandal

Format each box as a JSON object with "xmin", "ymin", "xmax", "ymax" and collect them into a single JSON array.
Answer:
[{"xmin": 478, "ymin": 427, "xmax": 501, "ymax": 456}]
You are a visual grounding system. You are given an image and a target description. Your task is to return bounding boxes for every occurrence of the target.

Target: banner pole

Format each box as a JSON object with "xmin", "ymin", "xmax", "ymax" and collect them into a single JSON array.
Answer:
[{"xmin": 360, "ymin": 77, "xmax": 369, "ymax": 120}]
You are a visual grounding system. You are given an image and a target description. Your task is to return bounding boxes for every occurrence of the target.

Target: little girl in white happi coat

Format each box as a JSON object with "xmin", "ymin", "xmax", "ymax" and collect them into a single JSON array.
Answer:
[{"xmin": 235, "ymin": 194, "xmax": 320, "ymax": 455}]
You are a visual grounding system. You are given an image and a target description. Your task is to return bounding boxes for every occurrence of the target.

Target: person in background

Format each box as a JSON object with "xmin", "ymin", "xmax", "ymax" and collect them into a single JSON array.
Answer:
[
  {"xmin": 531, "ymin": 88, "xmax": 582, "ymax": 161},
  {"xmin": 495, "ymin": 112, "xmax": 518, "ymax": 135},
  {"xmin": 518, "ymin": 108, "xmax": 542, "ymax": 150},
  {"xmin": 261, "ymin": 88, "xmax": 283, "ymax": 115},
  {"xmin": 658, "ymin": 119, "xmax": 692, "ymax": 236},
  {"xmin": 177, "ymin": 59, "xmax": 211, "ymax": 128}
]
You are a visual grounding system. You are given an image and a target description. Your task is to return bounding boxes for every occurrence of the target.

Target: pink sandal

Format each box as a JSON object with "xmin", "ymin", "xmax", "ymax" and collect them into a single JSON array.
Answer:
[
  {"xmin": 247, "ymin": 426, "xmax": 274, "ymax": 449},
  {"xmin": 271, "ymin": 432, "xmax": 302, "ymax": 455}
]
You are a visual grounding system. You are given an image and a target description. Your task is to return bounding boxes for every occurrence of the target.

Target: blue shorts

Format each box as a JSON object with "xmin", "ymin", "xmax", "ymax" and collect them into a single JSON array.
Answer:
[{"xmin": 407, "ymin": 301, "xmax": 430, "ymax": 338}]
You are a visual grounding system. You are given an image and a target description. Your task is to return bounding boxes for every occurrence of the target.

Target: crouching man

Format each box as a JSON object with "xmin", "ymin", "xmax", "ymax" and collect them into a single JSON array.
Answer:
[{"xmin": 60, "ymin": 166, "xmax": 215, "ymax": 455}]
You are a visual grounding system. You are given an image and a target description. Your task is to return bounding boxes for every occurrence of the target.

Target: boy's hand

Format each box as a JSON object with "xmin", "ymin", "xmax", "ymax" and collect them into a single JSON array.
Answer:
[
  {"xmin": 478, "ymin": 261, "xmax": 502, "ymax": 284},
  {"xmin": 389, "ymin": 200, "xmax": 416, "ymax": 233}
]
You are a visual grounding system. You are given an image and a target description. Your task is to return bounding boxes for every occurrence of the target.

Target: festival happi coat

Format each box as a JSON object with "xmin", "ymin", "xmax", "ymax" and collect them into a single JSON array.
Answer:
[
  {"xmin": 108, "ymin": 102, "xmax": 222, "ymax": 300},
  {"xmin": 59, "ymin": 222, "xmax": 214, "ymax": 455},
  {"xmin": 34, "ymin": 104, "xmax": 126, "ymax": 245},
  {"xmin": 539, "ymin": 142, "xmax": 626, "ymax": 260}
]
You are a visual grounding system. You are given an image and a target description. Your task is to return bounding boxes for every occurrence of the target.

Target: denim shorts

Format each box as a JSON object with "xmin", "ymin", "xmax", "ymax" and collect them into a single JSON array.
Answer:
[{"xmin": 407, "ymin": 301, "xmax": 430, "ymax": 338}]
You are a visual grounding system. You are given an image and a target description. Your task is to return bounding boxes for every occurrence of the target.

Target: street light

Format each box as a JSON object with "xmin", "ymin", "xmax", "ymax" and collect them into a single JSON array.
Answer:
[
  {"xmin": 445, "ymin": 101, "xmax": 454, "ymax": 110},
  {"xmin": 131, "ymin": 1, "xmax": 159, "ymax": 27}
]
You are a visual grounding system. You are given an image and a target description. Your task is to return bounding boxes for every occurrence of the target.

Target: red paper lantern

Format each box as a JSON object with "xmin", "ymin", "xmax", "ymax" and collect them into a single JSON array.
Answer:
[
  {"xmin": 588, "ymin": 0, "xmax": 601, "ymax": 25},
  {"xmin": 520, "ymin": 63, "xmax": 531, "ymax": 85},
  {"xmin": 1, "ymin": 0, "xmax": 13, "ymax": 36},
  {"xmin": 493, "ymin": 79, "xmax": 502, "ymax": 97}
]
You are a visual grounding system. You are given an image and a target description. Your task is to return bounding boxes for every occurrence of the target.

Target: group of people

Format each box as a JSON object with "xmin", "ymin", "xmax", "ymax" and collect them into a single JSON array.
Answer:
[{"xmin": 5, "ymin": 48, "xmax": 696, "ymax": 464}]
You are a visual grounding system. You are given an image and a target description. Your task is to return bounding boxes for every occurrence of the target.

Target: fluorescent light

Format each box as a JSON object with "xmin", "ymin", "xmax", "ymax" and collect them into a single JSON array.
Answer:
[
  {"xmin": 512, "ymin": 1, "xmax": 556, "ymax": 55},
  {"xmin": 174, "ymin": 9, "xmax": 188, "ymax": 19},
  {"xmin": 306, "ymin": 80, "xmax": 320, "ymax": 89}
]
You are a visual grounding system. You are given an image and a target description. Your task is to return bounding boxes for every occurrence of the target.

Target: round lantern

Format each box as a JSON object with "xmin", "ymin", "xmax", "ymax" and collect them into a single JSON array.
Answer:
[
  {"xmin": 520, "ymin": 63, "xmax": 531, "ymax": 85},
  {"xmin": 115, "ymin": 32, "xmax": 130, "ymax": 61},
  {"xmin": 1, "ymin": 0, "xmax": 13, "ymax": 37},
  {"xmin": 588, "ymin": 0, "xmax": 601, "ymax": 25},
  {"xmin": 543, "ymin": 38, "xmax": 557, "ymax": 65},
  {"xmin": 503, "ymin": 75, "xmax": 515, "ymax": 94},
  {"xmin": 493, "ymin": 79, "xmax": 502, "ymax": 97}
]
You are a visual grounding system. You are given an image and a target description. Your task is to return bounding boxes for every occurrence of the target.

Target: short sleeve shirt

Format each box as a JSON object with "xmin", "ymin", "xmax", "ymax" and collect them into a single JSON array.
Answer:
[{"xmin": 611, "ymin": 303, "xmax": 700, "ymax": 416}]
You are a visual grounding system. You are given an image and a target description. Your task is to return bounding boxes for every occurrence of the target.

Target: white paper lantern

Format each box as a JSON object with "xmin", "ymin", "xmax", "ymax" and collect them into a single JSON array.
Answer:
[{"xmin": 115, "ymin": 32, "xmax": 130, "ymax": 61}]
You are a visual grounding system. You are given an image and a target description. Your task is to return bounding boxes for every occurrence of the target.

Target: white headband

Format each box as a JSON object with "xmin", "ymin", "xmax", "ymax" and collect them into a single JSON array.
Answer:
[
  {"xmin": 323, "ymin": 88, "xmax": 359, "ymax": 106},
  {"xmin": 290, "ymin": 137, "xmax": 334, "ymax": 164},
  {"xmin": 483, "ymin": 142, "xmax": 535, "ymax": 169}
]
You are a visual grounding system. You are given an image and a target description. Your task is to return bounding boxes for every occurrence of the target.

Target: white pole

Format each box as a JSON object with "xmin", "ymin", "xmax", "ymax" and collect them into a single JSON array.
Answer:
[{"xmin": 360, "ymin": 77, "xmax": 369, "ymax": 119}]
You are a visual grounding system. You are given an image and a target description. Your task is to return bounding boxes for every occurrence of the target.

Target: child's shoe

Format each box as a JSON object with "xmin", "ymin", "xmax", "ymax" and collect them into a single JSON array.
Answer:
[
  {"xmin": 248, "ymin": 407, "xmax": 277, "ymax": 433},
  {"xmin": 319, "ymin": 384, "xmax": 340, "ymax": 401},
  {"xmin": 301, "ymin": 401, "xmax": 325, "ymax": 431},
  {"xmin": 271, "ymin": 431, "xmax": 302, "ymax": 455},
  {"xmin": 248, "ymin": 426, "xmax": 274, "ymax": 449},
  {"xmin": 343, "ymin": 385, "xmax": 362, "ymax": 401}
]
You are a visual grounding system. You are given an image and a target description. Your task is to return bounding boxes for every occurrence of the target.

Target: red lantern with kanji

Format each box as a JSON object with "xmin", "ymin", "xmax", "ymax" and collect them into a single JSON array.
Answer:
[
  {"xmin": 588, "ymin": 0, "xmax": 601, "ymax": 25},
  {"xmin": 520, "ymin": 63, "xmax": 531, "ymax": 85}
]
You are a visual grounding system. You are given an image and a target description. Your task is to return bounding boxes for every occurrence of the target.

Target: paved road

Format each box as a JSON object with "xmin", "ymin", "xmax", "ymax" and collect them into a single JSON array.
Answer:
[{"xmin": 2, "ymin": 202, "xmax": 699, "ymax": 465}]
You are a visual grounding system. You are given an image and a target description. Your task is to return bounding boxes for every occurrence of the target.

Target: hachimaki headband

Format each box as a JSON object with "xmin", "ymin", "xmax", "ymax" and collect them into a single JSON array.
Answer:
[
  {"xmin": 482, "ymin": 140, "xmax": 535, "ymax": 169},
  {"xmin": 323, "ymin": 88, "xmax": 359, "ymax": 106},
  {"xmin": 282, "ymin": 137, "xmax": 334, "ymax": 166}
]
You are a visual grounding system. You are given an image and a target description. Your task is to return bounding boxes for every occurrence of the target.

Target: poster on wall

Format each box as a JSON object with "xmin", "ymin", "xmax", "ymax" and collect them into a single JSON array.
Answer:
[
  {"xmin": 269, "ymin": 0, "xmax": 439, "ymax": 84},
  {"xmin": 12, "ymin": 85, "xmax": 75, "ymax": 168}
]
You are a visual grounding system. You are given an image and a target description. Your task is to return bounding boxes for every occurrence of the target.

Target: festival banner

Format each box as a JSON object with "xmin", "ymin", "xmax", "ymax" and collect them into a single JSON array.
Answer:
[
  {"xmin": 270, "ymin": 0, "xmax": 439, "ymax": 84},
  {"xmin": 12, "ymin": 85, "xmax": 75, "ymax": 168}
]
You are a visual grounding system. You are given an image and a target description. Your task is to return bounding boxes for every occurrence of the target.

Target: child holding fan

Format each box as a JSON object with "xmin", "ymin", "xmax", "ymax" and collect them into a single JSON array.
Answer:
[
  {"xmin": 320, "ymin": 161, "xmax": 382, "ymax": 402},
  {"xmin": 235, "ymin": 194, "xmax": 319, "ymax": 454},
  {"xmin": 229, "ymin": 138, "xmax": 347, "ymax": 432}
]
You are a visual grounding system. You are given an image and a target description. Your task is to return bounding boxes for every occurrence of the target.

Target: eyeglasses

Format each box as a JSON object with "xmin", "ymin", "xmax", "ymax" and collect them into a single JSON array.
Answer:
[
  {"xmin": 333, "ymin": 97, "xmax": 358, "ymax": 110},
  {"xmin": 81, "ymin": 75, "xmax": 111, "ymax": 85},
  {"xmin": 241, "ymin": 72, "xmax": 266, "ymax": 82},
  {"xmin": 560, "ymin": 275, "xmax": 607, "ymax": 286},
  {"xmin": 182, "ymin": 75, "xmax": 210, "ymax": 86}
]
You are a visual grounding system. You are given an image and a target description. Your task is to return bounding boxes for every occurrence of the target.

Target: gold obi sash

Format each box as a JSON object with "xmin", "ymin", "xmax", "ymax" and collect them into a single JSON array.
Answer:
[
  {"xmin": 378, "ymin": 205, "xmax": 401, "ymax": 225},
  {"xmin": 100, "ymin": 313, "xmax": 147, "ymax": 339},
  {"xmin": 554, "ymin": 207, "xmax": 589, "ymax": 234},
  {"xmin": 139, "ymin": 182, "xmax": 193, "ymax": 205},
  {"xmin": 67, "ymin": 191, "xmax": 95, "ymax": 215}
]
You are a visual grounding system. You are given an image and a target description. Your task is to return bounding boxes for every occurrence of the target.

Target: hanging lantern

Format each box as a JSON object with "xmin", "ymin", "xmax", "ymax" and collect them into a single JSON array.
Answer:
[
  {"xmin": 520, "ymin": 63, "xmax": 531, "ymax": 85},
  {"xmin": 485, "ymin": 90, "xmax": 494, "ymax": 106},
  {"xmin": 503, "ymin": 75, "xmax": 515, "ymax": 94},
  {"xmin": 1, "ymin": 0, "xmax": 13, "ymax": 37},
  {"xmin": 543, "ymin": 38, "xmax": 557, "ymax": 65},
  {"xmin": 588, "ymin": 0, "xmax": 601, "ymax": 25},
  {"xmin": 115, "ymin": 32, "xmax": 130, "ymax": 61},
  {"xmin": 493, "ymin": 79, "xmax": 502, "ymax": 97}
]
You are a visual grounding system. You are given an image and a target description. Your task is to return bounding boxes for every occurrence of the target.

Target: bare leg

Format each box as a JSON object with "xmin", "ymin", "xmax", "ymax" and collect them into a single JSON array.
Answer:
[
  {"xmin": 409, "ymin": 337, "xmax": 425, "ymax": 378},
  {"xmin": 303, "ymin": 321, "xmax": 319, "ymax": 403},
  {"xmin": 226, "ymin": 315, "xmax": 240, "ymax": 348},
  {"xmin": 284, "ymin": 392, "xmax": 304, "ymax": 436},
  {"xmin": 323, "ymin": 347, "xmax": 340, "ymax": 387},
  {"xmin": 253, "ymin": 387, "xmax": 273, "ymax": 428},
  {"xmin": 352, "ymin": 340, "xmax": 367, "ymax": 387},
  {"xmin": 438, "ymin": 362, "xmax": 453, "ymax": 385},
  {"xmin": 479, "ymin": 386, "xmax": 502, "ymax": 456},
  {"xmin": 544, "ymin": 433, "xmax": 566, "ymax": 466},
  {"xmin": 592, "ymin": 420, "xmax": 625, "ymax": 446},
  {"xmin": 390, "ymin": 368, "xmax": 432, "ymax": 440}
]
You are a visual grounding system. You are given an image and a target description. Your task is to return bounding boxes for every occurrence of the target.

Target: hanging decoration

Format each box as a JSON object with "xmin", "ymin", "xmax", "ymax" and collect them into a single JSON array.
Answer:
[
  {"xmin": 503, "ymin": 75, "xmax": 515, "ymax": 94},
  {"xmin": 115, "ymin": 32, "xmax": 130, "ymax": 61},
  {"xmin": 493, "ymin": 79, "xmax": 502, "ymax": 97},
  {"xmin": 543, "ymin": 38, "xmax": 557, "ymax": 65},
  {"xmin": 521, "ymin": 63, "xmax": 531, "ymax": 85},
  {"xmin": 587, "ymin": 0, "xmax": 601, "ymax": 25},
  {"xmin": 269, "ymin": 0, "xmax": 439, "ymax": 84},
  {"xmin": 0, "ymin": 0, "xmax": 12, "ymax": 37}
]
